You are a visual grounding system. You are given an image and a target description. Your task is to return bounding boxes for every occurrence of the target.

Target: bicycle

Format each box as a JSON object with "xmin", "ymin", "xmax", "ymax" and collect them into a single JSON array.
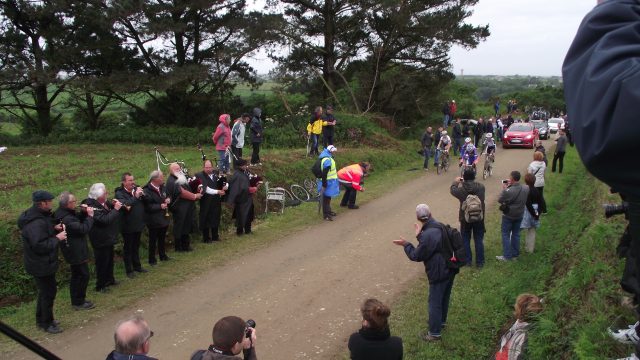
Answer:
[
  {"xmin": 290, "ymin": 178, "xmax": 320, "ymax": 202},
  {"xmin": 437, "ymin": 149, "xmax": 450, "ymax": 175},
  {"xmin": 483, "ymin": 151, "xmax": 495, "ymax": 180}
]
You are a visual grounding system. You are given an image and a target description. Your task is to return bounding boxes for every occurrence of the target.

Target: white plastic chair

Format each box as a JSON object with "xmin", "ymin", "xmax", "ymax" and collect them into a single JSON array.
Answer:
[{"xmin": 264, "ymin": 181, "xmax": 285, "ymax": 214}]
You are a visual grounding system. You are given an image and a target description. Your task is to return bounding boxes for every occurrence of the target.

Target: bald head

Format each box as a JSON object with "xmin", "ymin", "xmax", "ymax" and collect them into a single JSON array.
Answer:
[{"xmin": 114, "ymin": 316, "xmax": 151, "ymax": 355}]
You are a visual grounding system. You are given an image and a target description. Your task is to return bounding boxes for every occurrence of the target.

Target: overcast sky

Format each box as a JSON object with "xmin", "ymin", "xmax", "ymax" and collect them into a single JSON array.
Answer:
[{"xmin": 246, "ymin": 0, "xmax": 597, "ymax": 76}]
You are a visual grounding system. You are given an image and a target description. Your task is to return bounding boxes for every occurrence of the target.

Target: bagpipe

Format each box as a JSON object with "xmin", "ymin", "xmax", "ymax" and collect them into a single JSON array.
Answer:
[
  {"xmin": 247, "ymin": 171, "xmax": 263, "ymax": 188},
  {"xmin": 197, "ymin": 143, "xmax": 228, "ymax": 191},
  {"xmin": 154, "ymin": 146, "xmax": 202, "ymax": 193}
]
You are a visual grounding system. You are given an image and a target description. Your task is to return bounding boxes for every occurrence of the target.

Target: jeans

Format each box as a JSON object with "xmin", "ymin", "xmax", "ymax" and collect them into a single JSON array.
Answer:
[
  {"xmin": 217, "ymin": 150, "xmax": 229, "ymax": 173},
  {"xmin": 461, "ymin": 221, "xmax": 485, "ymax": 266},
  {"xmin": 310, "ymin": 134, "xmax": 319, "ymax": 155},
  {"xmin": 34, "ymin": 274, "xmax": 57, "ymax": 328},
  {"xmin": 443, "ymin": 114, "xmax": 450, "ymax": 129},
  {"xmin": 454, "ymin": 138, "xmax": 463, "ymax": 156},
  {"xmin": 434, "ymin": 149, "xmax": 440, "ymax": 165},
  {"xmin": 122, "ymin": 232, "xmax": 142, "ymax": 273},
  {"xmin": 423, "ymin": 147, "xmax": 431, "ymax": 169},
  {"xmin": 552, "ymin": 151, "xmax": 565, "ymax": 173},
  {"xmin": 501, "ymin": 216, "xmax": 523, "ymax": 259},
  {"xmin": 428, "ymin": 273, "xmax": 456, "ymax": 336},
  {"xmin": 69, "ymin": 263, "xmax": 90, "ymax": 306},
  {"xmin": 251, "ymin": 142, "xmax": 261, "ymax": 164}
]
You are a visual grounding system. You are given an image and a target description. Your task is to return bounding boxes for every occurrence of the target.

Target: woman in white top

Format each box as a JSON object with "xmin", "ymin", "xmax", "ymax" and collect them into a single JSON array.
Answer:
[{"xmin": 528, "ymin": 151, "xmax": 547, "ymax": 214}]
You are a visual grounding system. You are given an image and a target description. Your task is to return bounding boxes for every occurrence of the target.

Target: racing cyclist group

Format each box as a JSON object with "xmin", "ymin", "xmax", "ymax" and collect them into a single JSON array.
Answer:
[{"xmin": 433, "ymin": 130, "xmax": 496, "ymax": 174}]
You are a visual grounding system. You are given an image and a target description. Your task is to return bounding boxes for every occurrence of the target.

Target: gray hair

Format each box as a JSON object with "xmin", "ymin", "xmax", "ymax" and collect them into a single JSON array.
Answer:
[
  {"xmin": 58, "ymin": 191, "xmax": 74, "ymax": 207},
  {"xmin": 88, "ymin": 183, "xmax": 106, "ymax": 200},
  {"xmin": 149, "ymin": 170, "xmax": 162, "ymax": 182},
  {"xmin": 416, "ymin": 204, "xmax": 431, "ymax": 221},
  {"xmin": 114, "ymin": 315, "xmax": 150, "ymax": 354}
]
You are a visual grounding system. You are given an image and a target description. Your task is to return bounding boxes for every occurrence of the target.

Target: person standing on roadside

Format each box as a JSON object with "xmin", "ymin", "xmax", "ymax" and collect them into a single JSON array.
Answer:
[
  {"xmin": 452, "ymin": 118, "xmax": 463, "ymax": 156},
  {"xmin": 450, "ymin": 169, "xmax": 486, "ymax": 268},
  {"xmin": 474, "ymin": 118, "xmax": 484, "ymax": 147},
  {"xmin": 552, "ymin": 129, "xmax": 568, "ymax": 173},
  {"xmin": 231, "ymin": 113, "xmax": 250, "ymax": 167},
  {"xmin": 528, "ymin": 151, "xmax": 547, "ymax": 214},
  {"xmin": 249, "ymin": 108, "xmax": 263, "ymax": 166},
  {"xmin": 317, "ymin": 145, "xmax": 339, "ymax": 221},
  {"xmin": 392, "ymin": 204, "xmax": 458, "ymax": 342},
  {"xmin": 18, "ymin": 190, "xmax": 67, "ymax": 334},
  {"xmin": 442, "ymin": 101, "xmax": 451, "ymax": 129},
  {"xmin": 322, "ymin": 105, "xmax": 337, "ymax": 147},
  {"xmin": 196, "ymin": 160, "xmax": 227, "ymax": 242},
  {"xmin": 54, "ymin": 191, "xmax": 96, "ymax": 311},
  {"xmin": 115, "ymin": 172, "xmax": 147, "ymax": 278},
  {"xmin": 521, "ymin": 173, "xmax": 542, "ymax": 254},
  {"xmin": 497, "ymin": 171, "xmax": 529, "ymax": 261},
  {"xmin": 338, "ymin": 161, "xmax": 370, "ymax": 210},
  {"xmin": 143, "ymin": 170, "xmax": 171, "ymax": 265},
  {"xmin": 421, "ymin": 126, "xmax": 434, "ymax": 171},
  {"xmin": 307, "ymin": 106, "xmax": 324, "ymax": 156},
  {"xmin": 213, "ymin": 114, "xmax": 232, "ymax": 174},
  {"xmin": 534, "ymin": 140, "xmax": 547, "ymax": 165},
  {"xmin": 449, "ymin": 100, "xmax": 457, "ymax": 124}
]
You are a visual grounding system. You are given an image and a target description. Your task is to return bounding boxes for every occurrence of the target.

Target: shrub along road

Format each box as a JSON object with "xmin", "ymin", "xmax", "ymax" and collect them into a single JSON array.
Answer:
[{"xmin": 7, "ymin": 143, "xmax": 545, "ymax": 360}]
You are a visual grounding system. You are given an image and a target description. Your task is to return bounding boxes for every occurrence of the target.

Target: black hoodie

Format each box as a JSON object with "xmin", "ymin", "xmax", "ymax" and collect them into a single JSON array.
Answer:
[
  {"xmin": 54, "ymin": 207, "xmax": 94, "ymax": 265},
  {"xmin": 17, "ymin": 206, "xmax": 59, "ymax": 277}
]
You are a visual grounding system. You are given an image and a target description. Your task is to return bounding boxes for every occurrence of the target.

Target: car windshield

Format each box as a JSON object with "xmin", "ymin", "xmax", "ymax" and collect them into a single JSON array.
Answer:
[
  {"xmin": 548, "ymin": 119, "xmax": 563, "ymax": 124},
  {"xmin": 509, "ymin": 124, "xmax": 532, "ymax": 132},
  {"xmin": 531, "ymin": 121, "xmax": 545, "ymax": 129}
]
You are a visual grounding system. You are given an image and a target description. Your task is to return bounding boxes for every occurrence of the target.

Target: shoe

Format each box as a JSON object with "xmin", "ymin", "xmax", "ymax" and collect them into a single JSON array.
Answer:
[
  {"xmin": 126, "ymin": 272, "xmax": 135, "ymax": 279},
  {"xmin": 73, "ymin": 301, "xmax": 95, "ymax": 311},
  {"xmin": 609, "ymin": 325, "xmax": 640, "ymax": 345},
  {"xmin": 495, "ymin": 256, "xmax": 509, "ymax": 262},
  {"xmin": 441, "ymin": 323, "xmax": 447, "ymax": 329},
  {"xmin": 617, "ymin": 354, "xmax": 640, "ymax": 360},
  {"xmin": 329, "ymin": 211, "xmax": 337, "ymax": 216},
  {"xmin": 135, "ymin": 268, "xmax": 148, "ymax": 273},
  {"xmin": 96, "ymin": 287, "xmax": 110, "ymax": 293},
  {"xmin": 42, "ymin": 324, "xmax": 64, "ymax": 334},
  {"xmin": 324, "ymin": 216, "xmax": 333, "ymax": 221},
  {"xmin": 421, "ymin": 333, "xmax": 441, "ymax": 342},
  {"xmin": 348, "ymin": 205, "xmax": 359, "ymax": 209}
]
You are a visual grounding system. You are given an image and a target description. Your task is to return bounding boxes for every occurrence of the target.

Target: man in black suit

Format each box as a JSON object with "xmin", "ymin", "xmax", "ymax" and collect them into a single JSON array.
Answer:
[
  {"xmin": 115, "ymin": 173, "xmax": 147, "ymax": 278},
  {"xmin": 196, "ymin": 160, "xmax": 227, "ymax": 243},
  {"xmin": 166, "ymin": 163, "xmax": 202, "ymax": 251},
  {"xmin": 143, "ymin": 170, "xmax": 171, "ymax": 265}
]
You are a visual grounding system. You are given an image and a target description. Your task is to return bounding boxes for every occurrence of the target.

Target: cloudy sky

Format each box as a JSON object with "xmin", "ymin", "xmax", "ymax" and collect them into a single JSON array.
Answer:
[{"xmin": 246, "ymin": 0, "xmax": 598, "ymax": 76}]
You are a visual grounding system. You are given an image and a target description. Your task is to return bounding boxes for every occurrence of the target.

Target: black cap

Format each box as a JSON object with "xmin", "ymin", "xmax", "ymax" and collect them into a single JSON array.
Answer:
[
  {"xmin": 463, "ymin": 169, "xmax": 476, "ymax": 181},
  {"xmin": 32, "ymin": 190, "xmax": 55, "ymax": 202}
]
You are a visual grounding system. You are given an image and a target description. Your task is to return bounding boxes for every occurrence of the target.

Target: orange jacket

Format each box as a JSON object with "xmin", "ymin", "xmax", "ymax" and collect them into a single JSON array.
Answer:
[{"xmin": 337, "ymin": 164, "xmax": 364, "ymax": 191}]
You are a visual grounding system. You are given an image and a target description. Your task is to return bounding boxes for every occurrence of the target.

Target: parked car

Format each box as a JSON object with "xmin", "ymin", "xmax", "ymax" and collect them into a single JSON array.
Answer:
[
  {"xmin": 502, "ymin": 123, "xmax": 539, "ymax": 148},
  {"xmin": 547, "ymin": 117, "xmax": 565, "ymax": 134},
  {"xmin": 531, "ymin": 120, "xmax": 549, "ymax": 140}
]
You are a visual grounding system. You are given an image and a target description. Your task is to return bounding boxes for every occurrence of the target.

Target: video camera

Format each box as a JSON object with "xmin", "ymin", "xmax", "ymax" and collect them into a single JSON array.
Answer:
[
  {"xmin": 245, "ymin": 319, "xmax": 256, "ymax": 338},
  {"xmin": 604, "ymin": 189, "xmax": 629, "ymax": 219}
]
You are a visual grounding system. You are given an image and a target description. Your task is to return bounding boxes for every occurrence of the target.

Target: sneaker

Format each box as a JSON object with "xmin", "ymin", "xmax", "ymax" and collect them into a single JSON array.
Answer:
[
  {"xmin": 42, "ymin": 324, "xmax": 64, "ymax": 334},
  {"xmin": 421, "ymin": 333, "xmax": 441, "ymax": 342},
  {"xmin": 329, "ymin": 211, "xmax": 337, "ymax": 216},
  {"xmin": 96, "ymin": 287, "xmax": 110, "ymax": 293},
  {"xmin": 609, "ymin": 325, "xmax": 640, "ymax": 345},
  {"xmin": 324, "ymin": 216, "xmax": 333, "ymax": 221},
  {"xmin": 617, "ymin": 354, "xmax": 640, "ymax": 360},
  {"xmin": 73, "ymin": 301, "xmax": 95, "ymax": 311},
  {"xmin": 496, "ymin": 255, "xmax": 509, "ymax": 262}
]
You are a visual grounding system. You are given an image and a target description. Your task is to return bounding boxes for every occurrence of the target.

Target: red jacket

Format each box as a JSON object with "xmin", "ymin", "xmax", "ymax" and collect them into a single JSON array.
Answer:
[
  {"xmin": 212, "ymin": 114, "xmax": 231, "ymax": 151},
  {"xmin": 337, "ymin": 164, "xmax": 364, "ymax": 191}
]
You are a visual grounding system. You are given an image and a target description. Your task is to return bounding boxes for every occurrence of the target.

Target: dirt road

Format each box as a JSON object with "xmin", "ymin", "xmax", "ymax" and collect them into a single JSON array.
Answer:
[{"xmin": 10, "ymin": 143, "xmax": 546, "ymax": 360}]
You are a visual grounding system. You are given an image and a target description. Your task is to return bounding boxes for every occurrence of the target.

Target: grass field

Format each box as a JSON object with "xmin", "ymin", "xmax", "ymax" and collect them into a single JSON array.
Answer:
[{"xmin": 387, "ymin": 148, "xmax": 632, "ymax": 359}]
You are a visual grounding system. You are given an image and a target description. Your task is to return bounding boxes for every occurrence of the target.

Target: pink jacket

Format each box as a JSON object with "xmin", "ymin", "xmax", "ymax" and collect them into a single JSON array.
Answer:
[{"xmin": 212, "ymin": 114, "xmax": 231, "ymax": 151}]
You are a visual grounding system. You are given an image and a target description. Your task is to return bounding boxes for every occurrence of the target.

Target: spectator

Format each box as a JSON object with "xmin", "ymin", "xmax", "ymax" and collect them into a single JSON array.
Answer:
[
  {"xmin": 231, "ymin": 113, "xmax": 250, "ymax": 168},
  {"xmin": 497, "ymin": 171, "xmax": 529, "ymax": 261},
  {"xmin": 496, "ymin": 117, "xmax": 504, "ymax": 140},
  {"xmin": 442, "ymin": 101, "xmax": 451, "ymax": 129},
  {"xmin": 213, "ymin": 114, "xmax": 232, "ymax": 174},
  {"xmin": 528, "ymin": 152, "xmax": 547, "ymax": 214},
  {"xmin": 534, "ymin": 140, "xmax": 547, "ymax": 165},
  {"xmin": 450, "ymin": 169, "xmax": 486, "ymax": 267},
  {"xmin": 449, "ymin": 100, "xmax": 457, "ymax": 123},
  {"xmin": 495, "ymin": 294, "xmax": 543, "ymax": 360},
  {"xmin": 474, "ymin": 118, "xmax": 484, "ymax": 147},
  {"xmin": 249, "ymin": 108, "xmax": 263, "ymax": 166},
  {"xmin": 348, "ymin": 298, "xmax": 403, "ymax": 360},
  {"xmin": 494, "ymin": 99, "xmax": 500, "ymax": 117},
  {"xmin": 392, "ymin": 204, "xmax": 458, "ymax": 341},
  {"xmin": 106, "ymin": 315, "xmax": 157, "ymax": 360},
  {"xmin": 521, "ymin": 174, "xmax": 542, "ymax": 254},
  {"xmin": 115, "ymin": 172, "xmax": 147, "ymax": 278},
  {"xmin": 307, "ymin": 106, "xmax": 323, "ymax": 156},
  {"xmin": 337, "ymin": 162, "xmax": 370, "ymax": 210},
  {"xmin": 322, "ymin": 105, "xmax": 337, "ymax": 147},
  {"xmin": 552, "ymin": 129, "xmax": 568, "ymax": 173},
  {"xmin": 317, "ymin": 145, "xmax": 339, "ymax": 221},
  {"xmin": 191, "ymin": 316, "xmax": 257, "ymax": 360},
  {"xmin": 452, "ymin": 118, "xmax": 463, "ymax": 156},
  {"xmin": 421, "ymin": 126, "xmax": 434, "ymax": 171}
]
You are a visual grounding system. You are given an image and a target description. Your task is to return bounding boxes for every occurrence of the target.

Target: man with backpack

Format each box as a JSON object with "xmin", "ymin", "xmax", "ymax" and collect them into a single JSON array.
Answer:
[
  {"xmin": 450, "ymin": 169, "xmax": 486, "ymax": 268},
  {"xmin": 312, "ymin": 145, "xmax": 339, "ymax": 221},
  {"xmin": 392, "ymin": 204, "xmax": 463, "ymax": 342}
]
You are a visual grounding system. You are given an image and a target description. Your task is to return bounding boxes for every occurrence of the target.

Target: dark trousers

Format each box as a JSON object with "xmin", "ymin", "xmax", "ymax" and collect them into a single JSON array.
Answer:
[
  {"xmin": 428, "ymin": 273, "xmax": 456, "ymax": 336},
  {"xmin": 34, "ymin": 274, "xmax": 57, "ymax": 328},
  {"xmin": 323, "ymin": 134, "xmax": 334, "ymax": 148},
  {"xmin": 340, "ymin": 183, "xmax": 357, "ymax": 207},
  {"xmin": 122, "ymin": 232, "xmax": 142, "ymax": 273},
  {"xmin": 310, "ymin": 134, "xmax": 319, "ymax": 155},
  {"xmin": 423, "ymin": 147, "xmax": 432, "ymax": 169},
  {"xmin": 69, "ymin": 263, "xmax": 89, "ymax": 306},
  {"xmin": 236, "ymin": 202, "xmax": 254, "ymax": 234},
  {"xmin": 148, "ymin": 226, "xmax": 168, "ymax": 263},
  {"xmin": 231, "ymin": 145, "xmax": 242, "ymax": 167},
  {"xmin": 93, "ymin": 245, "xmax": 115, "ymax": 290},
  {"xmin": 251, "ymin": 142, "xmax": 261, "ymax": 164},
  {"xmin": 552, "ymin": 151, "xmax": 565, "ymax": 173},
  {"xmin": 461, "ymin": 221, "xmax": 485, "ymax": 266},
  {"xmin": 175, "ymin": 234, "xmax": 191, "ymax": 251},
  {"xmin": 322, "ymin": 195, "xmax": 332, "ymax": 217},
  {"xmin": 536, "ymin": 186, "xmax": 547, "ymax": 213},
  {"xmin": 202, "ymin": 227, "xmax": 219, "ymax": 242}
]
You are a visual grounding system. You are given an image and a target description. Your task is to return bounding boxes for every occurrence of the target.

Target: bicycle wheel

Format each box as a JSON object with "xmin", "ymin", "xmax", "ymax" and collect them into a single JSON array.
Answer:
[
  {"xmin": 444, "ymin": 157, "xmax": 449, "ymax": 172},
  {"xmin": 303, "ymin": 178, "xmax": 320, "ymax": 199},
  {"xmin": 483, "ymin": 162, "xmax": 489, "ymax": 180},
  {"xmin": 437, "ymin": 163, "xmax": 442, "ymax": 175},
  {"xmin": 290, "ymin": 184, "xmax": 311, "ymax": 202}
]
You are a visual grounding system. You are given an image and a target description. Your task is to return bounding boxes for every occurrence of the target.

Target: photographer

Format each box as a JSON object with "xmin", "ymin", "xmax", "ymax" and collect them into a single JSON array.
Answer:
[
  {"xmin": 563, "ymin": 1, "xmax": 640, "ymax": 358},
  {"xmin": 191, "ymin": 316, "xmax": 257, "ymax": 360},
  {"xmin": 496, "ymin": 171, "xmax": 529, "ymax": 262},
  {"xmin": 450, "ymin": 169, "xmax": 486, "ymax": 268}
]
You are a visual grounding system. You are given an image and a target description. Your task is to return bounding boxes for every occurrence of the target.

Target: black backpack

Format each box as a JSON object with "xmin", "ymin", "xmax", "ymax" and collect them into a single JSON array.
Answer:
[
  {"xmin": 311, "ymin": 157, "xmax": 327, "ymax": 178},
  {"xmin": 437, "ymin": 223, "xmax": 467, "ymax": 269}
]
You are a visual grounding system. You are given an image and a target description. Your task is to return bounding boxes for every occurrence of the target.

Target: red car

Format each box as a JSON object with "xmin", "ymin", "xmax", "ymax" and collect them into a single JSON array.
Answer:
[{"xmin": 502, "ymin": 123, "xmax": 539, "ymax": 148}]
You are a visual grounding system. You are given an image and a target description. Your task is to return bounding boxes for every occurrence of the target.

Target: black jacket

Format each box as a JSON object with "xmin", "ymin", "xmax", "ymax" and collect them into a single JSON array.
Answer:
[
  {"xmin": 115, "ymin": 185, "xmax": 146, "ymax": 233},
  {"xmin": 17, "ymin": 206, "xmax": 59, "ymax": 277},
  {"xmin": 421, "ymin": 131, "xmax": 434, "ymax": 149},
  {"xmin": 563, "ymin": 0, "xmax": 640, "ymax": 199},
  {"xmin": 196, "ymin": 171, "xmax": 224, "ymax": 229},
  {"xmin": 83, "ymin": 198, "xmax": 120, "ymax": 248},
  {"xmin": 142, "ymin": 182, "xmax": 170, "ymax": 229},
  {"xmin": 452, "ymin": 122, "xmax": 462, "ymax": 139},
  {"xmin": 402, "ymin": 218, "xmax": 455, "ymax": 284},
  {"xmin": 525, "ymin": 185, "xmax": 543, "ymax": 220},
  {"xmin": 249, "ymin": 108, "xmax": 263, "ymax": 144},
  {"xmin": 54, "ymin": 207, "xmax": 94, "ymax": 265},
  {"xmin": 348, "ymin": 327, "xmax": 403, "ymax": 360},
  {"xmin": 322, "ymin": 113, "xmax": 336, "ymax": 138},
  {"xmin": 450, "ymin": 180, "xmax": 486, "ymax": 224},
  {"xmin": 226, "ymin": 170, "xmax": 250, "ymax": 205}
]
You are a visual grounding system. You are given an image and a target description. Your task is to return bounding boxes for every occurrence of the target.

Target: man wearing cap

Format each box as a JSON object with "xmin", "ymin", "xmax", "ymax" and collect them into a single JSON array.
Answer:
[
  {"xmin": 392, "ymin": 204, "xmax": 458, "ymax": 342},
  {"xmin": 226, "ymin": 159, "xmax": 258, "ymax": 235},
  {"xmin": 18, "ymin": 190, "xmax": 68, "ymax": 334},
  {"xmin": 322, "ymin": 105, "xmax": 337, "ymax": 148},
  {"xmin": 337, "ymin": 162, "xmax": 370, "ymax": 210},
  {"xmin": 317, "ymin": 145, "xmax": 339, "ymax": 221}
]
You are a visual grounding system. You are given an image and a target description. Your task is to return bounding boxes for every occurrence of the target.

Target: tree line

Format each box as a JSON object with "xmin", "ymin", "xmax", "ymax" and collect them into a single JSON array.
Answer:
[{"xmin": 0, "ymin": 0, "xmax": 489, "ymax": 136}]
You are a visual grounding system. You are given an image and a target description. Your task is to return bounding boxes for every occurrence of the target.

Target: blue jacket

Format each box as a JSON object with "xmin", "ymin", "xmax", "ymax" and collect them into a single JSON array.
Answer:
[
  {"xmin": 402, "ymin": 218, "xmax": 452, "ymax": 284},
  {"xmin": 563, "ymin": 0, "xmax": 640, "ymax": 199},
  {"xmin": 316, "ymin": 148, "xmax": 340, "ymax": 197}
]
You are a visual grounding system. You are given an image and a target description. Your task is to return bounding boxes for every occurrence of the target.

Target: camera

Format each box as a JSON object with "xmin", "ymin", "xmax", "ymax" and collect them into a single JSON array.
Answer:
[
  {"xmin": 501, "ymin": 179, "xmax": 509, "ymax": 184},
  {"xmin": 604, "ymin": 202, "xmax": 628, "ymax": 218},
  {"xmin": 245, "ymin": 319, "xmax": 256, "ymax": 338}
]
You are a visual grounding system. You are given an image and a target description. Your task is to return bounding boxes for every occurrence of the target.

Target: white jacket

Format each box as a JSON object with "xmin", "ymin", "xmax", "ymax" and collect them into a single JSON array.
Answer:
[{"xmin": 528, "ymin": 161, "xmax": 546, "ymax": 187}]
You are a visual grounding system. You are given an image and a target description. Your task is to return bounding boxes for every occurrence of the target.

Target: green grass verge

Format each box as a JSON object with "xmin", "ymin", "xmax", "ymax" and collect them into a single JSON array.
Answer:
[
  {"xmin": 387, "ymin": 148, "xmax": 631, "ymax": 359},
  {"xmin": 0, "ymin": 141, "xmax": 424, "ymax": 353}
]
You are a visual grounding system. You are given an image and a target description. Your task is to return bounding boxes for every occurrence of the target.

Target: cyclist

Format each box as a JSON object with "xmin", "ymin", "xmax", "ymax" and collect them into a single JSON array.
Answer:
[
  {"xmin": 434, "ymin": 130, "xmax": 452, "ymax": 168},
  {"xmin": 460, "ymin": 138, "xmax": 479, "ymax": 171},
  {"xmin": 483, "ymin": 133, "xmax": 496, "ymax": 157}
]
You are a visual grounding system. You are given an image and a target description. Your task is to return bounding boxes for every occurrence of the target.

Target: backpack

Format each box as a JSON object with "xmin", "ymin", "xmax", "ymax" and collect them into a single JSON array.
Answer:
[
  {"xmin": 462, "ymin": 194, "xmax": 483, "ymax": 223},
  {"xmin": 437, "ymin": 223, "xmax": 467, "ymax": 269},
  {"xmin": 311, "ymin": 157, "xmax": 328, "ymax": 178}
]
